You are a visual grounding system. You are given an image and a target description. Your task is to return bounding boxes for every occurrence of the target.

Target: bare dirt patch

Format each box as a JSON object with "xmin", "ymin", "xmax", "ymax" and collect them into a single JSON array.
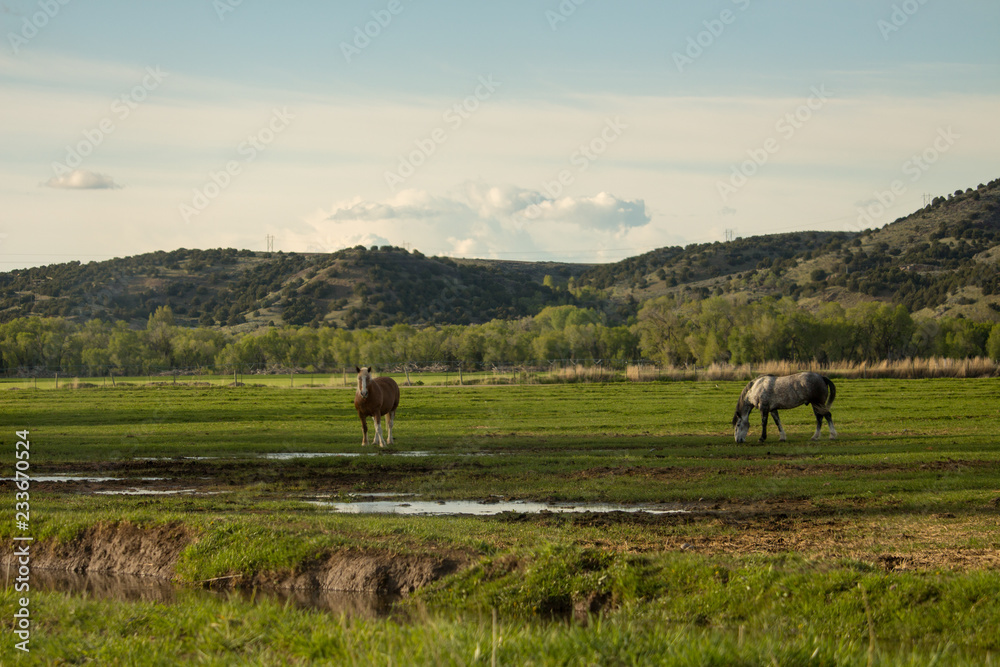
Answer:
[
  {"xmin": 561, "ymin": 506, "xmax": 1000, "ymax": 571},
  {"xmin": 2, "ymin": 521, "xmax": 468, "ymax": 596},
  {"xmin": 18, "ymin": 521, "xmax": 193, "ymax": 578},
  {"xmin": 245, "ymin": 551, "xmax": 467, "ymax": 595}
]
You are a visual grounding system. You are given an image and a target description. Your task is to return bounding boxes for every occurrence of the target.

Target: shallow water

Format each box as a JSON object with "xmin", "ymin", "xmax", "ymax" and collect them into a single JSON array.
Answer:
[
  {"xmin": 19, "ymin": 569, "xmax": 400, "ymax": 617},
  {"xmin": 94, "ymin": 488, "xmax": 201, "ymax": 496},
  {"xmin": 311, "ymin": 498, "xmax": 689, "ymax": 516},
  {"xmin": 260, "ymin": 451, "xmax": 434, "ymax": 459},
  {"xmin": 3, "ymin": 475, "xmax": 166, "ymax": 483}
]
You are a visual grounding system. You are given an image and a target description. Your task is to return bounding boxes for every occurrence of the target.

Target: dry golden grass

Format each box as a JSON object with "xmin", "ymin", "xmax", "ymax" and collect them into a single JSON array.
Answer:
[{"xmin": 626, "ymin": 357, "xmax": 999, "ymax": 382}]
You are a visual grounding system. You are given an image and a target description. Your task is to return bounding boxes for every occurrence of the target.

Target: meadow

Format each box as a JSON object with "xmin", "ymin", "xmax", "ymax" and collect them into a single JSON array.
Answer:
[{"xmin": 2, "ymin": 377, "xmax": 999, "ymax": 664}]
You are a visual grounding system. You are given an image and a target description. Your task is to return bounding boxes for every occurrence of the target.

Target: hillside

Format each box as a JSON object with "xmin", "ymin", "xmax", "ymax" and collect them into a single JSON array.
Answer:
[
  {"xmin": 0, "ymin": 246, "xmax": 590, "ymax": 330},
  {"xmin": 2, "ymin": 177, "xmax": 998, "ymax": 330},
  {"xmin": 579, "ymin": 177, "xmax": 1000, "ymax": 320}
]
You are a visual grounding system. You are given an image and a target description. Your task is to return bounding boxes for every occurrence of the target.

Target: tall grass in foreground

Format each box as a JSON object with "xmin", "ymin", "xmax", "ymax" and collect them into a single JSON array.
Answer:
[{"xmin": 2, "ymin": 582, "xmax": 994, "ymax": 666}]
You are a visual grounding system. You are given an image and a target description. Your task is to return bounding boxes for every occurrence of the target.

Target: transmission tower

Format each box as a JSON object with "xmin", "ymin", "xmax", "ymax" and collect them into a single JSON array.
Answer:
[{"xmin": 265, "ymin": 234, "xmax": 275, "ymax": 252}]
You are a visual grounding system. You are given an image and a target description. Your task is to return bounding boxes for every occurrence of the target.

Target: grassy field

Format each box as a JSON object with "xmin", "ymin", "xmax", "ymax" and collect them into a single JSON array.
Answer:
[{"xmin": 3, "ymin": 378, "xmax": 999, "ymax": 664}]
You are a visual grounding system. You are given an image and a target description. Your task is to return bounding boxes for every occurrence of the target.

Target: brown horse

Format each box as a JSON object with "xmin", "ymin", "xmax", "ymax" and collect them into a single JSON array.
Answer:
[{"xmin": 354, "ymin": 366, "xmax": 400, "ymax": 448}]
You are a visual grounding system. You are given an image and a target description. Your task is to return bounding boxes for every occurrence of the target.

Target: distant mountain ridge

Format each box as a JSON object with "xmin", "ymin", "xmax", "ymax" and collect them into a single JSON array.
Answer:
[{"xmin": 2, "ymin": 177, "xmax": 998, "ymax": 329}]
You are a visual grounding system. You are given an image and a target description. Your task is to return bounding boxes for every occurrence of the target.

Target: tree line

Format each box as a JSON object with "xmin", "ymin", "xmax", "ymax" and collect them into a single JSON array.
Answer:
[{"xmin": 1, "ymin": 299, "xmax": 999, "ymax": 376}]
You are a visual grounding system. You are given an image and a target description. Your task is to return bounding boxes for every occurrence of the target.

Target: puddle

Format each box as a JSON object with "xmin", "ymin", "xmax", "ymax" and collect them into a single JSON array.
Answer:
[
  {"xmin": 17, "ymin": 569, "xmax": 399, "ymax": 617},
  {"xmin": 134, "ymin": 452, "xmax": 439, "ymax": 462},
  {"xmin": 95, "ymin": 488, "xmax": 202, "ymax": 496},
  {"xmin": 349, "ymin": 492, "xmax": 417, "ymax": 498},
  {"xmin": 260, "ymin": 451, "xmax": 434, "ymax": 459},
  {"xmin": 2, "ymin": 476, "xmax": 166, "ymax": 483},
  {"xmin": 136, "ymin": 456, "xmax": 218, "ymax": 461},
  {"xmin": 311, "ymin": 499, "xmax": 689, "ymax": 516}
]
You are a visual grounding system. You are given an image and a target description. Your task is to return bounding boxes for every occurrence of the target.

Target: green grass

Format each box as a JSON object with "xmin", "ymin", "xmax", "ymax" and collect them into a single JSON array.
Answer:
[
  {"xmin": 3, "ymin": 378, "xmax": 1000, "ymax": 664},
  {"xmin": 2, "ymin": 569, "xmax": 997, "ymax": 665}
]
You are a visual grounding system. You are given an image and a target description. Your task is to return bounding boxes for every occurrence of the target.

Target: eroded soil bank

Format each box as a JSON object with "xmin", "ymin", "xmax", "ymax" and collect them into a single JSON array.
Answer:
[{"xmin": 2, "ymin": 521, "xmax": 468, "ymax": 596}]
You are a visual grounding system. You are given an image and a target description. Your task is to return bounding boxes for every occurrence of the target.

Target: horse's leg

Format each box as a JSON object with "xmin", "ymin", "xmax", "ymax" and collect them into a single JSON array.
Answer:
[
  {"xmin": 759, "ymin": 410, "xmax": 768, "ymax": 443},
  {"xmin": 373, "ymin": 412, "xmax": 384, "ymax": 447},
  {"xmin": 771, "ymin": 411, "xmax": 786, "ymax": 441},
  {"xmin": 811, "ymin": 406, "xmax": 823, "ymax": 440},
  {"xmin": 386, "ymin": 410, "xmax": 395, "ymax": 446},
  {"xmin": 826, "ymin": 413, "xmax": 837, "ymax": 439},
  {"xmin": 359, "ymin": 414, "xmax": 369, "ymax": 447}
]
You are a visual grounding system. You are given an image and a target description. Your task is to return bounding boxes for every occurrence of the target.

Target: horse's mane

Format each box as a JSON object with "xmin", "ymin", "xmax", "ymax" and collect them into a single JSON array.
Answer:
[
  {"xmin": 733, "ymin": 378, "xmax": 756, "ymax": 424},
  {"xmin": 736, "ymin": 379, "xmax": 756, "ymax": 411}
]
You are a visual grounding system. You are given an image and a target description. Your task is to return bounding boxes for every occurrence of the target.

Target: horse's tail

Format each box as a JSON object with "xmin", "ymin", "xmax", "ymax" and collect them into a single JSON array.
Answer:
[{"xmin": 823, "ymin": 376, "xmax": 836, "ymax": 407}]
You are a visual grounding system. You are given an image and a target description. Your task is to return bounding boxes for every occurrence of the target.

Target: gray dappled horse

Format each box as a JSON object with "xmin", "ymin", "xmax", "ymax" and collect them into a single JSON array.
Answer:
[
  {"xmin": 732, "ymin": 372, "xmax": 837, "ymax": 443},
  {"xmin": 354, "ymin": 366, "xmax": 400, "ymax": 447}
]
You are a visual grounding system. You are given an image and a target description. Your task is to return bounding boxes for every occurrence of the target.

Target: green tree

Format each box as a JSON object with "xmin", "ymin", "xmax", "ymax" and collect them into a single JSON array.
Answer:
[{"xmin": 986, "ymin": 323, "xmax": 1000, "ymax": 361}]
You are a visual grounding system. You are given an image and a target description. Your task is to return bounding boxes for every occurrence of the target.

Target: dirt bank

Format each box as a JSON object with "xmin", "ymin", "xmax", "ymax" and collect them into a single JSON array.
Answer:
[
  {"xmin": 247, "ymin": 551, "xmax": 465, "ymax": 595},
  {"xmin": 19, "ymin": 521, "xmax": 192, "ymax": 578},
  {"xmin": 2, "ymin": 521, "xmax": 467, "ymax": 596}
]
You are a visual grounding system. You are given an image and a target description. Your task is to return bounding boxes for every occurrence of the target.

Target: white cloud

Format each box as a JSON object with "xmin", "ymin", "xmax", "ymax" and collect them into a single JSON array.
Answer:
[
  {"xmin": 44, "ymin": 169, "xmax": 121, "ymax": 190},
  {"xmin": 304, "ymin": 182, "xmax": 650, "ymax": 259}
]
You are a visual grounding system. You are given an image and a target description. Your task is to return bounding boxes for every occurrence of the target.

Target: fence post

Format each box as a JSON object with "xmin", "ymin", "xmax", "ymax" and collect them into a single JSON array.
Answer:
[{"xmin": 55, "ymin": 373, "xmax": 58, "ymax": 390}]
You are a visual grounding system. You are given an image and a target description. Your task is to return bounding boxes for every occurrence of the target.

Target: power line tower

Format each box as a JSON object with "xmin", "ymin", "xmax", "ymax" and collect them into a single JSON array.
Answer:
[
  {"xmin": 922, "ymin": 193, "xmax": 933, "ymax": 207},
  {"xmin": 265, "ymin": 234, "xmax": 274, "ymax": 252},
  {"xmin": 724, "ymin": 229, "xmax": 736, "ymax": 242}
]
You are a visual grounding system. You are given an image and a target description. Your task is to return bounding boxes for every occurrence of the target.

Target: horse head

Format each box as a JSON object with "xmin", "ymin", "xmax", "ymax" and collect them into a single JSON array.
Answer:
[
  {"xmin": 733, "ymin": 409, "xmax": 750, "ymax": 443},
  {"xmin": 732, "ymin": 382, "xmax": 754, "ymax": 443},
  {"xmin": 356, "ymin": 366, "xmax": 373, "ymax": 399}
]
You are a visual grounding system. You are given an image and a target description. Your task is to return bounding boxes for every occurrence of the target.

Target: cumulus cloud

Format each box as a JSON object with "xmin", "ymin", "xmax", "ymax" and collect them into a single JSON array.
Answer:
[
  {"xmin": 298, "ymin": 182, "xmax": 651, "ymax": 260},
  {"xmin": 44, "ymin": 169, "xmax": 121, "ymax": 190}
]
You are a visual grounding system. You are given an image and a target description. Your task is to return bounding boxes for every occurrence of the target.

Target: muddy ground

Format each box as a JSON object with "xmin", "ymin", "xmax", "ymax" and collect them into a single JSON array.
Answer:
[{"xmin": 15, "ymin": 455, "xmax": 1000, "ymax": 595}]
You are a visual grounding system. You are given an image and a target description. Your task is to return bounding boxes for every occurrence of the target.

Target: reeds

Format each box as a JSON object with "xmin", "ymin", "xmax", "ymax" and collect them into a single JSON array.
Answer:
[{"xmin": 625, "ymin": 357, "xmax": 999, "ymax": 382}]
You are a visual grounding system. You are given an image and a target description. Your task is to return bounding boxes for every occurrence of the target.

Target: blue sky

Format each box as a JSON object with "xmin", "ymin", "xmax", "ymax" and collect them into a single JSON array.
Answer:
[{"xmin": 2, "ymin": 0, "xmax": 998, "ymax": 267}]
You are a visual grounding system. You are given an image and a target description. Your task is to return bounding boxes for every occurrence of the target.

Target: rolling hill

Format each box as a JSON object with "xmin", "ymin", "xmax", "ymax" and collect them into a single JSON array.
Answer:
[{"xmin": 2, "ymin": 177, "xmax": 998, "ymax": 330}]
